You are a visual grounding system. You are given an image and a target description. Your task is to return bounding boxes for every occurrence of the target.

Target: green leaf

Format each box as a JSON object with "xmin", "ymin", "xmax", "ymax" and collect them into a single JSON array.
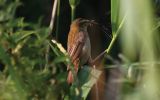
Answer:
[
  {"xmin": 78, "ymin": 66, "xmax": 102, "ymax": 99},
  {"xmin": 13, "ymin": 31, "xmax": 36, "ymax": 43},
  {"xmin": 49, "ymin": 40, "xmax": 68, "ymax": 57},
  {"xmin": 111, "ymin": 0, "xmax": 120, "ymax": 35},
  {"xmin": 56, "ymin": 72, "xmax": 67, "ymax": 83},
  {"xmin": 49, "ymin": 41, "xmax": 61, "ymax": 56},
  {"xmin": 53, "ymin": 56, "xmax": 69, "ymax": 64},
  {"xmin": 0, "ymin": 46, "xmax": 10, "ymax": 64}
]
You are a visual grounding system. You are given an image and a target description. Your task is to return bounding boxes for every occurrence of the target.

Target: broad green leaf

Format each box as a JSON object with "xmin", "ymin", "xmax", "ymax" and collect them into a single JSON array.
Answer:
[{"xmin": 79, "ymin": 66, "xmax": 102, "ymax": 99}]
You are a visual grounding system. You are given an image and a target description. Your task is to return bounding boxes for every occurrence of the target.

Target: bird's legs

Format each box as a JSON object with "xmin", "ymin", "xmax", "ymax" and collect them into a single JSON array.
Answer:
[{"xmin": 88, "ymin": 50, "xmax": 106, "ymax": 66}]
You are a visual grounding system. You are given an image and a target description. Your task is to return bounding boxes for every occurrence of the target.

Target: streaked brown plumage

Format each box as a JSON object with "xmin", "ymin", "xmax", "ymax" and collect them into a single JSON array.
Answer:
[
  {"xmin": 67, "ymin": 18, "xmax": 106, "ymax": 84},
  {"xmin": 67, "ymin": 18, "xmax": 93, "ymax": 84}
]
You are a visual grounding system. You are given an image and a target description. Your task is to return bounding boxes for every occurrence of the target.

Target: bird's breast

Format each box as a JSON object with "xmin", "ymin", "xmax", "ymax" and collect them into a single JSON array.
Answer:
[{"xmin": 80, "ymin": 35, "xmax": 91, "ymax": 65}]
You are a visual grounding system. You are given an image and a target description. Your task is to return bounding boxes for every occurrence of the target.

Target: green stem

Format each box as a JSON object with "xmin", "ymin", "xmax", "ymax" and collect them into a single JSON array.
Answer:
[
  {"xmin": 106, "ymin": 34, "xmax": 116, "ymax": 53},
  {"xmin": 56, "ymin": 0, "xmax": 60, "ymax": 40},
  {"xmin": 71, "ymin": 6, "xmax": 76, "ymax": 22},
  {"xmin": 106, "ymin": 14, "xmax": 126, "ymax": 54}
]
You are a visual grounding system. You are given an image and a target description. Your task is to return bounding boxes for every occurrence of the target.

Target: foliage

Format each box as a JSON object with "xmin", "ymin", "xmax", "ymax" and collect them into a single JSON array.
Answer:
[
  {"xmin": 0, "ymin": 0, "xmax": 67, "ymax": 99},
  {"xmin": 114, "ymin": 0, "xmax": 160, "ymax": 100}
]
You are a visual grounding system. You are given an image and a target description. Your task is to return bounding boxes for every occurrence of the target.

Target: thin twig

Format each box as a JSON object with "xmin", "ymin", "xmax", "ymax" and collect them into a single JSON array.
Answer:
[
  {"xmin": 94, "ymin": 65, "xmax": 99, "ymax": 100},
  {"xmin": 45, "ymin": 0, "xmax": 58, "ymax": 70},
  {"xmin": 103, "ymin": 61, "xmax": 160, "ymax": 69},
  {"xmin": 49, "ymin": 0, "xmax": 58, "ymax": 34}
]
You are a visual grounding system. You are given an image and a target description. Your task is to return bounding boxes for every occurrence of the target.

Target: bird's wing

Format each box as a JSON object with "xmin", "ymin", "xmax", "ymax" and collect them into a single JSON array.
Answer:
[{"xmin": 67, "ymin": 31, "xmax": 85, "ymax": 72}]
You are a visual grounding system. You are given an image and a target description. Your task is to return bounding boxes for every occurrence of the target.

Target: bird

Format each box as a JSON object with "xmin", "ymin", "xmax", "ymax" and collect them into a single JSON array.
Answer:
[
  {"xmin": 67, "ymin": 18, "xmax": 92, "ymax": 84},
  {"xmin": 67, "ymin": 18, "xmax": 106, "ymax": 84}
]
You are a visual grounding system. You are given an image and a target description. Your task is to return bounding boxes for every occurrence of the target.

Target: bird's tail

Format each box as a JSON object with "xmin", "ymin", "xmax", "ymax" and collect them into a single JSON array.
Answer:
[{"xmin": 67, "ymin": 70, "xmax": 74, "ymax": 84}]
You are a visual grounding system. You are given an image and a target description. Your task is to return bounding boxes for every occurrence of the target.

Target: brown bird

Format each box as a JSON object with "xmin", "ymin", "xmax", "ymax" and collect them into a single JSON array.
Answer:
[{"xmin": 67, "ymin": 18, "xmax": 106, "ymax": 84}]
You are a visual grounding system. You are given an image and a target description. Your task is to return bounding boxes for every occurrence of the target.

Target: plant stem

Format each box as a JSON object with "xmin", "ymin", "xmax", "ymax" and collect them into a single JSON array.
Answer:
[
  {"xmin": 106, "ymin": 34, "xmax": 116, "ymax": 53},
  {"xmin": 71, "ymin": 6, "xmax": 76, "ymax": 22},
  {"xmin": 106, "ymin": 15, "xmax": 126, "ymax": 54},
  {"xmin": 56, "ymin": 0, "xmax": 60, "ymax": 40},
  {"xmin": 49, "ymin": 0, "xmax": 58, "ymax": 35}
]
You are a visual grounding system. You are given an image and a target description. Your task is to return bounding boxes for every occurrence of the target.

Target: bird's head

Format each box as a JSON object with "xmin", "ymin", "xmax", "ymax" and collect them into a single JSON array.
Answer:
[{"xmin": 70, "ymin": 18, "xmax": 97, "ymax": 32}]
